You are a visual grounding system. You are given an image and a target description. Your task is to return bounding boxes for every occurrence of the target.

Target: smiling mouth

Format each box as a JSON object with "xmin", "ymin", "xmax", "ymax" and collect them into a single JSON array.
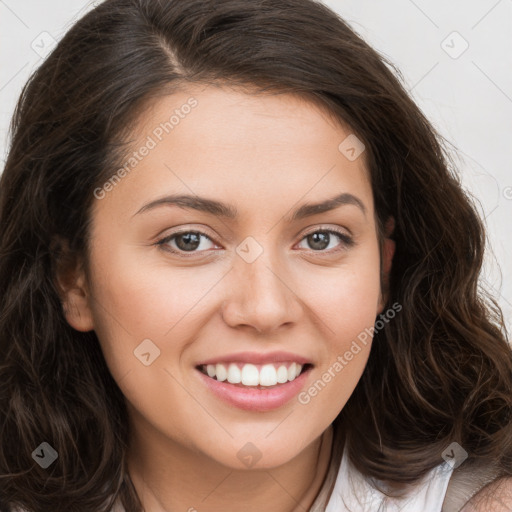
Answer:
[{"xmin": 196, "ymin": 362, "xmax": 313, "ymax": 389}]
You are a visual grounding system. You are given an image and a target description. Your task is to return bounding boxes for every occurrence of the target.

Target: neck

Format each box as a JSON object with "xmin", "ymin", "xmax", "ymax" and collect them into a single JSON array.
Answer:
[{"xmin": 126, "ymin": 420, "xmax": 335, "ymax": 512}]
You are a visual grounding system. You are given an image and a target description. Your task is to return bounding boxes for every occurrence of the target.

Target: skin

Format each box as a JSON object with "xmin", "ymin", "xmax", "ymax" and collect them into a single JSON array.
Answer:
[
  {"xmin": 58, "ymin": 84, "xmax": 395, "ymax": 512},
  {"xmin": 462, "ymin": 477, "xmax": 512, "ymax": 511}
]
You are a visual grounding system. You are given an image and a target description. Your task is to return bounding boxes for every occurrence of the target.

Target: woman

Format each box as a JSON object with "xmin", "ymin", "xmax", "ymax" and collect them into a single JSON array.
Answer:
[{"xmin": 1, "ymin": 1, "xmax": 511, "ymax": 511}]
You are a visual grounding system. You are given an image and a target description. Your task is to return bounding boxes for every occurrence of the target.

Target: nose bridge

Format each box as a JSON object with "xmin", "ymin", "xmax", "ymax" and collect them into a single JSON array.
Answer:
[
  {"xmin": 237, "ymin": 236, "xmax": 289, "ymax": 304},
  {"xmin": 222, "ymin": 235, "xmax": 300, "ymax": 332}
]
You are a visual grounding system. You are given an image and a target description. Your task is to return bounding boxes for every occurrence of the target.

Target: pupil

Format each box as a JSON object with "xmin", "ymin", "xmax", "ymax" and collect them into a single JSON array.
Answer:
[
  {"xmin": 308, "ymin": 232, "xmax": 329, "ymax": 250},
  {"xmin": 176, "ymin": 232, "xmax": 200, "ymax": 251}
]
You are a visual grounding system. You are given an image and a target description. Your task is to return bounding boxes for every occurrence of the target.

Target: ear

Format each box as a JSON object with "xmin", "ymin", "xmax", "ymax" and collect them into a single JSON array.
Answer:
[
  {"xmin": 377, "ymin": 216, "xmax": 396, "ymax": 314},
  {"xmin": 52, "ymin": 237, "xmax": 95, "ymax": 332}
]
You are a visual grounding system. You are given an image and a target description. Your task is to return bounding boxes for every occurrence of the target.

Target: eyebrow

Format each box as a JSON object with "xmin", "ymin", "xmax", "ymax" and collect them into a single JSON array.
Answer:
[{"xmin": 134, "ymin": 192, "xmax": 367, "ymax": 220}]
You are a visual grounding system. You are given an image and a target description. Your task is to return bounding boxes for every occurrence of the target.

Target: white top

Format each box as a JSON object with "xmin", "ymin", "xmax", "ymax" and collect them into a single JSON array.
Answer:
[{"xmin": 324, "ymin": 444, "xmax": 455, "ymax": 511}]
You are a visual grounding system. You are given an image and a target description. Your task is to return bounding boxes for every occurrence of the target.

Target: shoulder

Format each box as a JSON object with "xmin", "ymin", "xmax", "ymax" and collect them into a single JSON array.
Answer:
[{"xmin": 461, "ymin": 477, "xmax": 512, "ymax": 512}]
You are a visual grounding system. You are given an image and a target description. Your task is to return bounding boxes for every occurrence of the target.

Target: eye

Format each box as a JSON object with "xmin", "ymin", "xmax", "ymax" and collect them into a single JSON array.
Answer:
[
  {"xmin": 155, "ymin": 227, "xmax": 354, "ymax": 257},
  {"xmin": 156, "ymin": 230, "xmax": 218, "ymax": 255},
  {"xmin": 296, "ymin": 229, "xmax": 354, "ymax": 253}
]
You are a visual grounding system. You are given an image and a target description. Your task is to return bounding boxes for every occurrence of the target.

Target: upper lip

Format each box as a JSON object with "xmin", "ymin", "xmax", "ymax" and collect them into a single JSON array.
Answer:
[{"xmin": 196, "ymin": 351, "xmax": 312, "ymax": 366}]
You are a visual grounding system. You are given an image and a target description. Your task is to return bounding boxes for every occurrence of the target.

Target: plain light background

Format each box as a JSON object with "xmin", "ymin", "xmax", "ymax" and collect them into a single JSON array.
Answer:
[{"xmin": 0, "ymin": 0, "xmax": 510, "ymax": 333}]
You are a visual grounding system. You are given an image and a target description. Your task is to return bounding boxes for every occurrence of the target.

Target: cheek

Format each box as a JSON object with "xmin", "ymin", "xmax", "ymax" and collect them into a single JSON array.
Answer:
[
  {"xmin": 296, "ymin": 247, "xmax": 381, "ymax": 413},
  {"xmin": 86, "ymin": 244, "xmax": 205, "ymax": 434},
  {"xmin": 311, "ymin": 266, "xmax": 379, "ymax": 361},
  {"xmin": 90, "ymin": 238, "xmax": 194, "ymax": 326},
  {"xmin": 303, "ymin": 248, "xmax": 382, "ymax": 339},
  {"xmin": 86, "ymin": 241, "xmax": 223, "ymax": 371}
]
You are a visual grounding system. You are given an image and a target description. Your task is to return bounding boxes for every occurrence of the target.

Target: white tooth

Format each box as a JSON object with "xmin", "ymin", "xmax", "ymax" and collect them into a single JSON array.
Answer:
[
  {"xmin": 241, "ymin": 364, "xmax": 259, "ymax": 386},
  {"xmin": 227, "ymin": 363, "xmax": 242, "ymax": 384},
  {"xmin": 276, "ymin": 365, "xmax": 289, "ymax": 383},
  {"xmin": 259, "ymin": 364, "xmax": 278, "ymax": 386},
  {"xmin": 287, "ymin": 362, "xmax": 297, "ymax": 381},
  {"xmin": 295, "ymin": 364, "xmax": 303, "ymax": 378},
  {"xmin": 215, "ymin": 364, "xmax": 227, "ymax": 381},
  {"xmin": 206, "ymin": 364, "xmax": 216, "ymax": 378}
]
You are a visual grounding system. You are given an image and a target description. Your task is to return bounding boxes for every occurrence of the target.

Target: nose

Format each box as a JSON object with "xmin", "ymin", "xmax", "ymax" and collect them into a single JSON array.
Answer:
[{"xmin": 221, "ymin": 248, "xmax": 303, "ymax": 334}]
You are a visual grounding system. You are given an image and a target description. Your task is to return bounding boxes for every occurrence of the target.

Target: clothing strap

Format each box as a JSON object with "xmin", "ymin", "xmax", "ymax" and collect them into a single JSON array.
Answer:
[{"xmin": 441, "ymin": 461, "xmax": 501, "ymax": 512}]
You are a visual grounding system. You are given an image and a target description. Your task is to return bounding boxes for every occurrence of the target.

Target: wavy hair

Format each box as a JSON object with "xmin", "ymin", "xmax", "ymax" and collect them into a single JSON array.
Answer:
[{"xmin": 1, "ymin": 0, "xmax": 511, "ymax": 510}]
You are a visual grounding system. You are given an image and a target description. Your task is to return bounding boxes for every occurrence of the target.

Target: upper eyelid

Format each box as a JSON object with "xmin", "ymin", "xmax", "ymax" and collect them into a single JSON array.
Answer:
[{"xmin": 161, "ymin": 224, "xmax": 351, "ymax": 239}]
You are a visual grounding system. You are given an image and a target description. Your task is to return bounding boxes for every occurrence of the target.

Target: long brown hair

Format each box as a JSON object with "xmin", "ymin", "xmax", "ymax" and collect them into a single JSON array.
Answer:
[{"xmin": 1, "ymin": 1, "xmax": 511, "ymax": 510}]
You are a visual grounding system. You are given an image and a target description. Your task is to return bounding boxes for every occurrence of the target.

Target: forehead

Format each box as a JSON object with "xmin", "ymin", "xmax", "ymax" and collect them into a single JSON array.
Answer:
[
  {"xmin": 132, "ymin": 82, "xmax": 366, "ymax": 163},
  {"xmin": 92, "ymin": 84, "xmax": 374, "ymax": 223}
]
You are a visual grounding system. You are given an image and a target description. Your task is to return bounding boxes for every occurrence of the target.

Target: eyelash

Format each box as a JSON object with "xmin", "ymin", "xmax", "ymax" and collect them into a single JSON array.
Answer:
[{"xmin": 155, "ymin": 227, "xmax": 355, "ymax": 257}]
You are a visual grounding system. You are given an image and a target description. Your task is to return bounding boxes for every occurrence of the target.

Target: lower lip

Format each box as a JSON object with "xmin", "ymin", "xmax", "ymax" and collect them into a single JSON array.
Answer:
[{"xmin": 196, "ymin": 366, "xmax": 312, "ymax": 412}]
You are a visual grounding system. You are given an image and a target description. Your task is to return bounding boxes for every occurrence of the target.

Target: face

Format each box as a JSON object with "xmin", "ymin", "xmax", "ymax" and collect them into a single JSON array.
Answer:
[{"xmin": 62, "ymin": 84, "xmax": 394, "ymax": 470}]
